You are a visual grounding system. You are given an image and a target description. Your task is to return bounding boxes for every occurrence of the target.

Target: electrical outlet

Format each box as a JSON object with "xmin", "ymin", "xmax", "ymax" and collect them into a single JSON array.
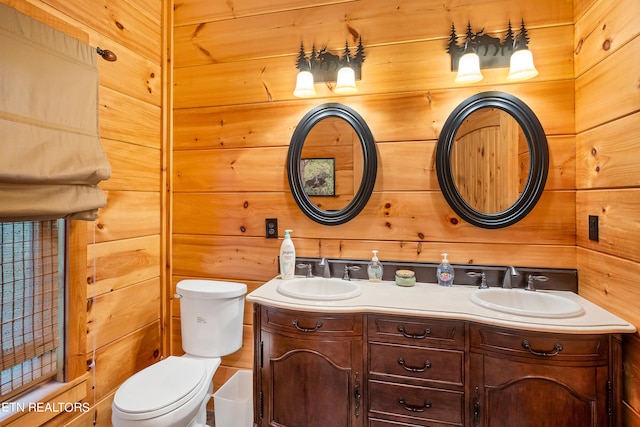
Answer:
[
  {"xmin": 588, "ymin": 215, "xmax": 599, "ymax": 241},
  {"xmin": 265, "ymin": 218, "xmax": 278, "ymax": 239}
]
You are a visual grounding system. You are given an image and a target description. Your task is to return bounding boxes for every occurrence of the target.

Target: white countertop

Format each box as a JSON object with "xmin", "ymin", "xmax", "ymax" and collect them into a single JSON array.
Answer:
[{"xmin": 246, "ymin": 276, "xmax": 637, "ymax": 334}]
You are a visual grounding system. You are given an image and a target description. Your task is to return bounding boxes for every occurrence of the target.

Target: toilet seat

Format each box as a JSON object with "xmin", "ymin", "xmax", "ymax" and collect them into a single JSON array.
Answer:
[{"xmin": 112, "ymin": 356, "xmax": 208, "ymax": 421}]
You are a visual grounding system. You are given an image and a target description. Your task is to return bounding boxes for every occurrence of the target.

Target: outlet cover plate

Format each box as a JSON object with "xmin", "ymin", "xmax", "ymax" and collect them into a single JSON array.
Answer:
[{"xmin": 265, "ymin": 218, "xmax": 278, "ymax": 239}]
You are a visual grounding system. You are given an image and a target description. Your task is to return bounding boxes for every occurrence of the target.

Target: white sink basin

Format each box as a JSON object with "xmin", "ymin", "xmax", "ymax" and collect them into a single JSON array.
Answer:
[
  {"xmin": 469, "ymin": 288, "xmax": 584, "ymax": 318},
  {"xmin": 277, "ymin": 277, "xmax": 362, "ymax": 301}
]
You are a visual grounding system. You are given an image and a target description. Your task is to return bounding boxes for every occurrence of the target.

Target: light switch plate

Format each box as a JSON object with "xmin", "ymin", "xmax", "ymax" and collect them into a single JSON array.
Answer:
[{"xmin": 588, "ymin": 215, "xmax": 599, "ymax": 241}]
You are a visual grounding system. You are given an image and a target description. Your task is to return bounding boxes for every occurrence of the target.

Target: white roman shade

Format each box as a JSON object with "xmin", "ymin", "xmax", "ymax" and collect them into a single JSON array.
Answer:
[{"xmin": 0, "ymin": 3, "xmax": 111, "ymax": 221}]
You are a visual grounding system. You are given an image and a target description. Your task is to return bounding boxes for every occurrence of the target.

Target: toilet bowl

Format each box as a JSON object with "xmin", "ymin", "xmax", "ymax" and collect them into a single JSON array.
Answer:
[{"xmin": 112, "ymin": 280, "xmax": 247, "ymax": 427}]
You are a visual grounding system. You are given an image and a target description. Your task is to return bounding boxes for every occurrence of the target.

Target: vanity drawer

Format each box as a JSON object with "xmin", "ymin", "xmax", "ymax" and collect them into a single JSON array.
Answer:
[
  {"xmin": 470, "ymin": 324, "xmax": 609, "ymax": 362},
  {"xmin": 368, "ymin": 315, "xmax": 465, "ymax": 349},
  {"xmin": 369, "ymin": 343, "xmax": 463, "ymax": 386},
  {"xmin": 369, "ymin": 418, "xmax": 426, "ymax": 427},
  {"xmin": 368, "ymin": 379, "xmax": 464, "ymax": 426},
  {"xmin": 261, "ymin": 306, "xmax": 362, "ymax": 336}
]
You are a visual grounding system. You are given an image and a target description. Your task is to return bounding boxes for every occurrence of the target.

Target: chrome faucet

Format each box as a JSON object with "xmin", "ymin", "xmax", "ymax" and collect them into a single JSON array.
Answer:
[
  {"xmin": 502, "ymin": 266, "xmax": 519, "ymax": 289},
  {"xmin": 319, "ymin": 258, "xmax": 331, "ymax": 278}
]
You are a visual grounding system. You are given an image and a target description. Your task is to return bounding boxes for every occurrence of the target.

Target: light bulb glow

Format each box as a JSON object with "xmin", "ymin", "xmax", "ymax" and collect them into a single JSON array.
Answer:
[
  {"xmin": 334, "ymin": 66, "xmax": 358, "ymax": 94},
  {"xmin": 455, "ymin": 52, "xmax": 483, "ymax": 84},
  {"xmin": 293, "ymin": 70, "xmax": 316, "ymax": 97},
  {"xmin": 507, "ymin": 49, "xmax": 538, "ymax": 81}
]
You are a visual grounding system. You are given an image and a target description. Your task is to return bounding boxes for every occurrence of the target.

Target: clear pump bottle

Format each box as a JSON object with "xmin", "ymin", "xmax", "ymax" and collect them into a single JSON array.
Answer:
[
  {"xmin": 367, "ymin": 250, "xmax": 384, "ymax": 282},
  {"xmin": 437, "ymin": 253, "xmax": 454, "ymax": 287}
]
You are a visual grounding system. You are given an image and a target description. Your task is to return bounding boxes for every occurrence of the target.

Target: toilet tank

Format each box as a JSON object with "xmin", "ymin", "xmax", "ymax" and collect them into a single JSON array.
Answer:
[{"xmin": 176, "ymin": 280, "xmax": 247, "ymax": 357}]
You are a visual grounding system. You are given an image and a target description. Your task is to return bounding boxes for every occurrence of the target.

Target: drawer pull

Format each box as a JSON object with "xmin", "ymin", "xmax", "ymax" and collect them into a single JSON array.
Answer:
[
  {"xmin": 397, "ymin": 357, "xmax": 431, "ymax": 372},
  {"xmin": 521, "ymin": 340, "xmax": 563, "ymax": 357},
  {"xmin": 397, "ymin": 325, "xmax": 431, "ymax": 339},
  {"xmin": 292, "ymin": 319, "xmax": 323, "ymax": 332},
  {"xmin": 398, "ymin": 397, "xmax": 432, "ymax": 412}
]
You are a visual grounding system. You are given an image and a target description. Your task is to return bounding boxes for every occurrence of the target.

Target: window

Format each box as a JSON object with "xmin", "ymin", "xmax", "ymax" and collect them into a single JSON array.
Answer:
[{"xmin": 0, "ymin": 220, "xmax": 65, "ymax": 399}]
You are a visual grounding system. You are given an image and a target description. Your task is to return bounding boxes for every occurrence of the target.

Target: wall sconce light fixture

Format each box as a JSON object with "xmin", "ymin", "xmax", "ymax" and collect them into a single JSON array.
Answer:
[
  {"xmin": 294, "ymin": 37, "xmax": 365, "ymax": 98},
  {"xmin": 447, "ymin": 20, "xmax": 537, "ymax": 83}
]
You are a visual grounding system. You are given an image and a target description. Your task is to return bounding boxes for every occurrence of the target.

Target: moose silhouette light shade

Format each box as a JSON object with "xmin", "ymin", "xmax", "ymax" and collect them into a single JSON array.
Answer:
[
  {"xmin": 447, "ymin": 20, "xmax": 537, "ymax": 83},
  {"xmin": 293, "ymin": 38, "xmax": 365, "ymax": 97}
]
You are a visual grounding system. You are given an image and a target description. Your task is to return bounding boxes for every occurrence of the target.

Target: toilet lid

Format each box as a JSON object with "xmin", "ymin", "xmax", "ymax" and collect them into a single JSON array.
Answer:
[{"xmin": 113, "ymin": 356, "xmax": 208, "ymax": 418}]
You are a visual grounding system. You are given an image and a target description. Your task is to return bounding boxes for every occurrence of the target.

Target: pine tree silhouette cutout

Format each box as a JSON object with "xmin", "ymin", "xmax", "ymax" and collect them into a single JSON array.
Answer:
[
  {"xmin": 295, "ymin": 43, "xmax": 308, "ymax": 70},
  {"xmin": 354, "ymin": 36, "xmax": 366, "ymax": 64},
  {"xmin": 504, "ymin": 20, "xmax": 515, "ymax": 52},
  {"xmin": 447, "ymin": 23, "xmax": 459, "ymax": 54}
]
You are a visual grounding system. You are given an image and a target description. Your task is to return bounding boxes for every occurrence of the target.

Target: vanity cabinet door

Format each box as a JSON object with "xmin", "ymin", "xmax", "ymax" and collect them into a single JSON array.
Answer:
[
  {"xmin": 255, "ymin": 306, "xmax": 364, "ymax": 427},
  {"xmin": 469, "ymin": 324, "xmax": 611, "ymax": 427}
]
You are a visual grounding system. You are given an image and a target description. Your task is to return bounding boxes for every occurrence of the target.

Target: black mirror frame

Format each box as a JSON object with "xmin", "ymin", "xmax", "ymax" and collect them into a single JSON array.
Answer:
[
  {"xmin": 287, "ymin": 103, "xmax": 377, "ymax": 226},
  {"xmin": 435, "ymin": 91, "xmax": 549, "ymax": 229}
]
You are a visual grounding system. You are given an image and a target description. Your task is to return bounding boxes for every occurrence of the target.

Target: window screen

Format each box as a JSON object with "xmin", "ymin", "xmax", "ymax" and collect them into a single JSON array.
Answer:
[{"xmin": 0, "ymin": 220, "xmax": 63, "ymax": 398}]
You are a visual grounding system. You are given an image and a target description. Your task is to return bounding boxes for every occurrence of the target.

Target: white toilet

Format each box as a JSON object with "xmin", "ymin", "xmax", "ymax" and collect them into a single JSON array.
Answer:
[{"xmin": 112, "ymin": 280, "xmax": 247, "ymax": 427}]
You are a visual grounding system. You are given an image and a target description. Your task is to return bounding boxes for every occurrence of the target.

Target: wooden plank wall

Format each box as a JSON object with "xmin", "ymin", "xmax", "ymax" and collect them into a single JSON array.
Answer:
[
  {"xmin": 574, "ymin": 0, "xmax": 640, "ymax": 424},
  {"xmin": 0, "ymin": 0, "xmax": 166, "ymax": 425},
  {"xmin": 171, "ymin": 0, "xmax": 584, "ymax": 394}
]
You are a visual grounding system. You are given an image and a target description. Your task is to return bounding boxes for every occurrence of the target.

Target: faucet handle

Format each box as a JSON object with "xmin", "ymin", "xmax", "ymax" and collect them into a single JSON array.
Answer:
[
  {"xmin": 296, "ymin": 263, "xmax": 313, "ymax": 278},
  {"xmin": 525, "ymin": 274, "xmax": 549, "ymax": 291},
  {"xmin": 467, "ymin": 271, "xmax": 488, "ymax": 289},
  {"xmin": 343, "ymin": 265, "xmax": 361, "ymax": 281}
]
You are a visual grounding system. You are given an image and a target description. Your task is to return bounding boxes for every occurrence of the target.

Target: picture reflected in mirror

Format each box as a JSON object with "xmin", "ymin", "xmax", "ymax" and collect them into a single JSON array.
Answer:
[{"xmin": 301, "ymin": 158, "xmax": 335, "ymax": 196}]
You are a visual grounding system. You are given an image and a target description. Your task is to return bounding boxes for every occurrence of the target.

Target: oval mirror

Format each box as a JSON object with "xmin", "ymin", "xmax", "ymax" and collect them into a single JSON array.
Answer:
[
  {"xmin": 287, "ymin": 103, "xmax": 377, "ymax": 225},
  {"xmin": 436, "ymin": 92, "xmax": 548, "ymax": 228}
]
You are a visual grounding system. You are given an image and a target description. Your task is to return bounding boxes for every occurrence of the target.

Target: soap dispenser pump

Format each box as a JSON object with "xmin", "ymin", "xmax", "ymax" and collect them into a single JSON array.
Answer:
[
  {"xmin": 367, "ymin": 250, "xmax": 384, "ymax": 282},
  {"xmin": 437, "ymin": 253, "xmax": 454, "ymax": 287},
  {"xmin": 279, "ymin": 230, "xmax": 295, "ymax": 280}
]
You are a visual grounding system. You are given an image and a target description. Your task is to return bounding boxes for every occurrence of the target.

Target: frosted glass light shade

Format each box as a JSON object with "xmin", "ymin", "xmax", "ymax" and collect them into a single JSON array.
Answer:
[
  {"xmin": 507, "ymin": 49, "xmax": 538, "ymax": 81},
  {"xmin": 334, "ymin": 66, "xmax": 358, "ymax": 94},
  {"xmin": 455, "ymin": 52, "xmax": 483, "ymax": 84},
  {"xmin": 293, "ymin": 70, "xmax": 316, "ymax": 97}
]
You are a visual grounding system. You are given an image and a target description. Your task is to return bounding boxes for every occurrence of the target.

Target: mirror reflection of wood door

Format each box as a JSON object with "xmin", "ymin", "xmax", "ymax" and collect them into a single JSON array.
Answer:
[
  {"xmin": 451, "ymin": 108, "xmax": 529, "ymax": 214},
  {"xmin": 301, "ymin": 117, "xmax": 362, "ymax": 212}
]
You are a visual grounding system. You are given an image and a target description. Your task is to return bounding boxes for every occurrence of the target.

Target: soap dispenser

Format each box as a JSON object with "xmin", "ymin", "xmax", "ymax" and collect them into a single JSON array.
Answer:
[
  {"xmin": 279, "ymin": 230, "xmax": 296, "ymax": 280},
  {"xmin": 437, "ymin": 253, "xmax": 454, "ymax": 287},
  {"xmin": 367, "ymin": 250, "xmax": 384, "ymax": 282}
]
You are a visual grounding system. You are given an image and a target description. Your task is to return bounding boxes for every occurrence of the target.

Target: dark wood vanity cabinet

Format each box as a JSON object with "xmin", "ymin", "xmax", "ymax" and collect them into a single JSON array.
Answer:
[
  {"xmin": 254, "ymin": 305, "xmax": 622, "ymax": 427},
  {"xmin": 469, "ymin": 324, "xmax": 619, "ymax": 427},
  {"xmin": 254, "ymin": 305, "xmax": 365, "ymax": 427}
]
